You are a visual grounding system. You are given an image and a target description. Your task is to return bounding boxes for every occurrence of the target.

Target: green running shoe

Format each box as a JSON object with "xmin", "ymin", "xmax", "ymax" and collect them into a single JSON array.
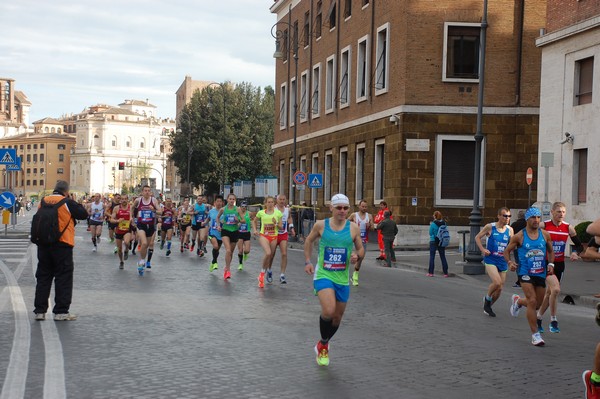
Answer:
[
  {"xmin": 352, "ymin": 271, "xmax": 359, "ymax": 286},
  {"xmin": 210, "ymin": 263, "xmax": 218, "ymax": 272},
  {"xmin": 238, "ymin": 263, "xmax": 244, "ymax": 271},
  {"xmin": 314, "ymin": 342, "xmax": 330, "ymax": 366}
]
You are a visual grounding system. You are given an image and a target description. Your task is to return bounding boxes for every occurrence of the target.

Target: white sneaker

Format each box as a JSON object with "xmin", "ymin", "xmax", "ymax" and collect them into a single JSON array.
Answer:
[
  {"xmin": 35, "ymin": 313, "xmax": 46, "ymax": 321},
  {"xmin": 92, "ymin": 246, "xmax": 97, "ymax": 252},
  {"xmin": 54, "ymin": 313, "xmax": 77, "ymax": 321},
  {"xmin": 510, "ymin": 294, "xmax": 521, "ymax": 317},
  {"xmin": 531, "ymin": 332, "xmax": 545, "ymax": 346}
]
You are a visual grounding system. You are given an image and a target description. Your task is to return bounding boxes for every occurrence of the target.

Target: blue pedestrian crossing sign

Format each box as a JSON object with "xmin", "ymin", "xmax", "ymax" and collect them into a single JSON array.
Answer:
[
  {"xmin": 6, "ymin": 157, "xmax": 21, "ymax": 171},
  {"xmin": 0, "ymin": 192, "xmax": 16, "ymax": 208},
  {"xmin": 0, "ymin": 148, "xmax": 16, "ymax": 165},
  {"xmin": 308, "ymin": 173, "xmax": 323, "ymax": 189}
]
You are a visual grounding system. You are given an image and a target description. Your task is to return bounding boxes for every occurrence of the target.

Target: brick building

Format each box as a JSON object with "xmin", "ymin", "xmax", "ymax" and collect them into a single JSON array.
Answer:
[
  {"xmin": 0, "ymin": 77, "xmax": 32, "ymax": 136},
  {"xmin": 536, "ymin": 0, "xmax": 600, "ymax": 223},
  {"xmin": 270, "ymin": 0, "xmax": 546, "ymax": 241}
]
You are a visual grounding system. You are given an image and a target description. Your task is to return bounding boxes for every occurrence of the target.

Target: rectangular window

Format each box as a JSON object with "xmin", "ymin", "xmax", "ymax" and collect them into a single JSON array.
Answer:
[
  {"xmin": 279, "ymin": 160, "xmax": 286, "ymax": 196},
  {"xmin": 40, "ymin": 168, "xmax": 44, "ymax": 174},
  {"xmin": 362, "ymin": 0, "xmax": 370, "ymax": 7},
  {"xmin": 26, "ymin": 154, "xmax": 30, "ymax": 162},
  {"xmin": 574, "ymin": 149, "xmax": 588, "ymax": 204},
  {"xmin": 26, "ymin": 168, "xmax": 30, "ymax": 174},
  {"xmin": 290, "ymin": 78, "xmax": 297, "ymax": 127},
  {"xmin": 57, "ymin": 144, "xmax": 66, "ymax": 150},
  {"xmin": 311, "ymin": 153, "xmax": 319, "ymax": 204},
  {"xmin": 59, "ymin": 154, "xmax": 64, "ymax": 162},
  {"xmin": 33, "ymin": 154, "xmax": 37, "ymax": 162},
  {"xmin": 443, "ymin": 23, "xmax": 481, "ymax": 82},
  {"xmin": 19, "ymin": 145, "xmax": 23, "ymax": 150},
  {"xmin": 280, "ymin": 83, "xmax": 288, "ymax": 129},
  {"xmin": 339, "ymin": 147, "xmax": 348, "ymax": 195},
  {"xmin": 340, "ymin": 46, "xmax": 351, "ymax": 108},
  {"xmin": 40, "ymin": 144, "xmax": 44, "ymax": 149},
  {"xmin": 325, "ymin": 55, "xmax": 336, "ymax": 113},
  {"xmin": 57, "ymin": 168, "xmax": 64, "ymax": 174},
  {"xmin": 575, "ymin": 57, "xmax": 594, "ymax": 105},
  {"xmin": 375, "ymin": 23, "xmax": 390, "ymax": 94},
  {"xmin": 282, "ymin": 29, "xmax": 289, "ymax": 62},
  {"xmin": 26, "ymin": 180, "xmax": 30, "ymax": 186},
  {"xmin": 33, "ymin": 144, "xmax": 37, "ymax": 149},
  {"xmin": 374, "ymin": 139, "xmax": 385, "ymax": 202},
  {"xmin": 316, "ymin": 1, "xmax": 322, "ymax": 38},
  {"xmin": 33, "ymin": 168, "xmax": 37, "ymax": 174},
  {"xmin": 40, "ymin": 154, "xmax": 44, "ymax": 162},
  {"xmin": 435, "ymin": 135, "xmax": 485, "ymax": 206},
  {"xmin": 27, "ymin": 144, "xmax": 31, "ymax": 150},
  {"xmin": 344, "ymin": 0, "xmax": 352, "ymax": 19},
  {"xmin": 304, "ymin": 11, "xmax": 310, "ymax": 47},
  {"xmin": 33, "ymin": 180, "xmax": 37, "ymax": 186},
  {"xmin": 355, "ymin": 143, "xmax": 365, "ymax": 202},
  {"xmin": 357, "ymin": 35, "xmax": 370, "ymax": 102},
  {"xmin": 324, "ymin": 150, "xmax": 333, "ymax": 201},
  {"xmin": 300, "ymin": 70, "xmax": 308, "ymax": 122},
  {"xmin": 299, "ymin": 156, "xmax": 307, "ymax": 203},
  {"xmin": 328, "ymin": 1, "xmax": 337, "ymax": 29},
  {"xmin": 312, "ymin": 63, "xmax": 321, "ymax": 118}
]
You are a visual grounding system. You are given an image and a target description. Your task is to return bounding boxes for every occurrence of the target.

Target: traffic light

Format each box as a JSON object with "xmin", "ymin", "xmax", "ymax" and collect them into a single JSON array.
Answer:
[{"xmin": 118, "ymin": 162, "xmax": 125, "ymax": 170}]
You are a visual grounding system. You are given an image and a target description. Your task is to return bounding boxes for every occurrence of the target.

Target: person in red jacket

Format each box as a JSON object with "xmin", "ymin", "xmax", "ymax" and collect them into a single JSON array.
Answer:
[{"xmin": 374, "ymin": 201, "xmax": 391, "ymax": 260}]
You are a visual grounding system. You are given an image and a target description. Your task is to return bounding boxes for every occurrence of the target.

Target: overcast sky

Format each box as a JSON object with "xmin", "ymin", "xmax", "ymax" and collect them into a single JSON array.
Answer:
[{"xmin": 1, "ymin": 0, "xmax": 277, "ymax": 122}]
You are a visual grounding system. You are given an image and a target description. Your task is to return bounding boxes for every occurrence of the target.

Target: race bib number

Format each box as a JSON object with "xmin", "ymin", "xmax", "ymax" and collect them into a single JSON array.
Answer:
[
  {"xmin": 118, "ymin": 220, "xmax": 130, "ymax": 230},
  {"xmin": 239, "ymin": 223, "xmax": 248, "ymax": 233},
  {"xmin": 323, "ymin": 247, "xmax": 348, "ymax": 271},
  {"xmin": 525, "ymin": 249, "xmax": 545, "ymax": 274},
  {"xmin": 182, "ymin": 214, "xmax": 191, "ymax": 223},
  {"xmin": 360, "ymin": 229, "xmax": 368, "ymax": 242},
  {"xmin": 492, "ymin": 242, "xmax": 507, "ymax": 257},
  {"xmin": 163, "ymin": 216, "xmax": 172, "ymax": 224},
  {"xmin": 92, "ymin": 211, "xmax": 102, "ymax": 220},
  {"xmin": 553, "ymin": 242, "xmax": 566, "ymax": 257},
  {"xmin": 211, "ymin": 220, "xmax": 218, "ymax": 230},
  {"xmin": 195, "ymin": 213, "xmax": 206, "ymax": 223},
  {"xmin": 140, "ymin": 210, "xmax": 154, "ymax": 222},
  {"xmin": 225, "ymin": 214, "xmax": 237, "ymax": 225},
  {"xmin": 264, "ymin": 224, "xmax": 275, "ymax": 235}
]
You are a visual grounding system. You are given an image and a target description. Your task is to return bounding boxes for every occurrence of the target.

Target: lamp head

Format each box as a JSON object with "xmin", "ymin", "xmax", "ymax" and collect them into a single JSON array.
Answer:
[{"xmin": 273, "ymin": 39, "xmax": 284, "ymax": 59}]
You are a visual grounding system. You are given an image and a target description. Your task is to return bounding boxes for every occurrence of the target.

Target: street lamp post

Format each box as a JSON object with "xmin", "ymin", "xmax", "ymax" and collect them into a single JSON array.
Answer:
[
  {"xmin": 176, "ymin": 113, "xmax": 194, "ymax": 197},
  {"xmin": 463, "ymin": 0, "xmax": 488, "ymax": 274},
  {"xmin": 272, "ymin": 16, "xmax": 299, "ymax": 205}
]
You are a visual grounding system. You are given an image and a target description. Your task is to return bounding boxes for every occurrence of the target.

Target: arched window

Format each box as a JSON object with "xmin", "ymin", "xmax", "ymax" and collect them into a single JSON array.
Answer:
[
  {"xmin": 51, "ymin": 127, "xmax": 55, "ymax": 133},
  {"xmin": 93, "ymin": 134, "xmax": 100, "ymax": 148},
  {"xmin": 140, "ymin": 139, "xmax": 145, "ymax": 149},
  {"xmin": 44, "ymin": 127, "xmax": 49, "ymax": 133},
  {"xmin": 111, "ymin": 136, "xmax": 117, "ymax": 147},
  {"xmin": 126, "ymin": 137, "xmax": 131, "ymax": 148}
]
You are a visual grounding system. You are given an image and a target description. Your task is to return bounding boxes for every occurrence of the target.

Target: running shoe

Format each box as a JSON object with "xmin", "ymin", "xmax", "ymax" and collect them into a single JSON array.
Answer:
[
  {"xmin": 426, "ymin": 273, "xmax": 434, "ymax": 277},
  {"xmin": 258, "ymin": 272, "xmax": 265, "ymax": 288},
  {"xmin": 537, "ymin": 318, "xmax": 544, "ymax": 333},
  {"xmin": 113, "ymin": 247, "xmax": 118, "ymax": 254},
  {"xmin": 352, "ymin": 271, "xmax": 359, "ymax": 286},
  {"xmin": 314, "ymin": 341, "xmax": 330, "ymax": 366},
  {"xmin": 54, "ymin": 313, "xmax": 78, "ymax": 321},
  {"xmin": 184, "ymin": 243, "xmax": 189, "ymax": 249},
  {"xmin": 137, "ymin": 260, "xmax": 145, "ymax": 276},
  {"xmin": 531, "ymin": 332, "xmax": 545, "ymax": 346},
  {"xmin": 266, "ymin": 270, "xmax": 273, "ymax": 284},
  {"xmin": 110, "ymin": 237, "xmax": 115, "ymax": 243},
  {"xmin": 180, "ymin": 246, "xmax": 184, "ymax": 253},
  {"xmin": 483, "ymin": 297, "xmax": 496, "ymax": 317},
  {"xmin": 582, "ymin": 370, "xmax": 600, "ymax": 399},
  {"xmin": 224, "ymin": 270, "xmax": 231, "ymax": 280},
  {"xmin": 124, "ymin": 251, "xmax": 129, "ymax": 260},
  {"xmin": 549, "ymin": 320, "xmax": 560, "ymax": 333},
  {"xmin": 35, "ymin": 313, "xmax": 45, "ymax": 321},
  {"xmin": 198, "ymin": 249, "xmax": 204, "ymax": 257},
  {"xmin": 210, "ymin": 263, "xmax": 218, "ymax": 272},
  {"xmin": 137, "ymin": 243, "xmax": 141, "ymax": 251},
  {"xmin": 510, "ymin": 294, "xmax": 522, "ymax": 317},
  {"xmin": 146, "ymin": 261, "xmax": 151, "ymax": 269},
  {"xmin": 119, "ymin": 262, "xmax": 124, "ymax": 270},
  {"xmin": 166, "ymin": 249, "xmax": 171, "ymax": 257},
  {"xmin": 238, "ymin": 263, "xmax": 244, "ymax": 271},
  {"xmin": 92, "ymin": 246, "xmax": 97, "ymax": 252},
  {"xmin": 280, "ymin": 274, "xmax": 287, "ymax": 284},
  {"xmin": 97, "ymin": 236, "xmax": 101, "ymax": 244},
  {"xmin": 190, "ymin": 242, "xmax": 195, "ymax": 252}
]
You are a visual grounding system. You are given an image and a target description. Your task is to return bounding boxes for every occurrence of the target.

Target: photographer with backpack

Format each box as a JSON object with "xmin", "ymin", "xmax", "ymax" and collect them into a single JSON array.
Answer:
[
  {"xmin": 427, "ymin": 211, "xmax": 450, "ymax": 277},
  {"xmin": 31, "ymin": 180, "xmax": 88, "ymax": 321}
]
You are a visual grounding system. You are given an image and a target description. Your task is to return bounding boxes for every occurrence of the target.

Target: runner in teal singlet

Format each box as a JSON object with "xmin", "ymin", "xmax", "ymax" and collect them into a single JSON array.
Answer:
[{"xmin": 304, "ymin": 194, "xmax": 364, "ymax": 367}]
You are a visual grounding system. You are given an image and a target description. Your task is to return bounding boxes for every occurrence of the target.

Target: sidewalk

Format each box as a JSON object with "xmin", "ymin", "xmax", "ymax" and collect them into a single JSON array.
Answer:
[{"xmin": 290, "ymin": 240, "xmax": 600, "ymax": 310}]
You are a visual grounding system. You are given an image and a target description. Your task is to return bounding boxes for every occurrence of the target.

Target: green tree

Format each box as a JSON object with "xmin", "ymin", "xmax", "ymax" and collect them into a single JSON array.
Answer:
[{"xmin": 169, "ymin": 82, "xmax": 274, "ymax": 194}]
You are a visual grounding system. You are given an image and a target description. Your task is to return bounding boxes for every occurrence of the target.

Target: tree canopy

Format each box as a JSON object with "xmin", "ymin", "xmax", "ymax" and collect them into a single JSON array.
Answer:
[{"xmin": 169, "ymin": 82, "xmax": 274, "ymax": 195}]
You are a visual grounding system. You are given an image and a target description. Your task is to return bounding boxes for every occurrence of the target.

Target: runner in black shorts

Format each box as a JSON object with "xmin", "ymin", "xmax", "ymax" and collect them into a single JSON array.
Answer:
[{"xmin": 236, "ymin": 200, "xmax": 252, "ymax": 270}]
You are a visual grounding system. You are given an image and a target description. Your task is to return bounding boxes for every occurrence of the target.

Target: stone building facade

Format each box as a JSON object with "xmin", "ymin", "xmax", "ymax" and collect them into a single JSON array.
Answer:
[
  {"xmin": 536, "ymin": 0, "xmax": 600, "ymax": 223},
  {"xmin": 270, "ymin": 0, "xmax": 545, "ymax": 238}
]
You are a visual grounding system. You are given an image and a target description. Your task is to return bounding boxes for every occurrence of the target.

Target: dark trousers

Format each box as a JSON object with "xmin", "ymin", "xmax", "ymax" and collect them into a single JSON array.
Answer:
[
  {"xmin": 34, "ymin": 245, "xmax": 74, "ymax": 314},
  {"xmin": 383, "ymin": 238, "xmax": 396, "ymax": 267},
  {"xmin": 428, "ymin": 241, "xmax": 448, "ymax": 274}
]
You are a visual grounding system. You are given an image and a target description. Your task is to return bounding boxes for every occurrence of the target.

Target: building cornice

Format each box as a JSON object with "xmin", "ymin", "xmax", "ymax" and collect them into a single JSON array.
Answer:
[
  {"xmin": 271, "ymin": 105, "xmax": 539, "ymax": 149},
  {"xmin": 536, "ymin": 16, "xmax": 600, "ymax": 47}
]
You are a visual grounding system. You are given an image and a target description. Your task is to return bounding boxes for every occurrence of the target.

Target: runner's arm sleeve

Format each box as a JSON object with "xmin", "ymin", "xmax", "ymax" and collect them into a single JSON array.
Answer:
[{"xmin": 570, "ymin": 234, "xmax": 585, "ymax": 254}]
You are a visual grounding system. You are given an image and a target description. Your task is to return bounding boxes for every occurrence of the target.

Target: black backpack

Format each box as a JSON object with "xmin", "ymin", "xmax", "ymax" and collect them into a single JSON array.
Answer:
[{"xmin": 30, "ymin": 197, "xmax": 69, "ymax": 245}]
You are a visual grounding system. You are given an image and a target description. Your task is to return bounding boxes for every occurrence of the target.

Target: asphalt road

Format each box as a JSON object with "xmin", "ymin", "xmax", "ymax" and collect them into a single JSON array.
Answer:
[{"xmin": 0, "ymin": 218, "xmax": 597, "ymax": 398}]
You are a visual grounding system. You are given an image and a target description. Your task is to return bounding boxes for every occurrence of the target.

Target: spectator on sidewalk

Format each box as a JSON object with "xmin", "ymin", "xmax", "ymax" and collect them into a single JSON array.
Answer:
[
  {"xmin": 428, "ymin": 211, "xmax": 449, "ymax": 277},
  {"xmin": 300, "ymin": 202, "xmax": 315, "ymax": 242},
  {"xmin": 376, "ymin": 211, "xmax": 397, "ymax": 267}
]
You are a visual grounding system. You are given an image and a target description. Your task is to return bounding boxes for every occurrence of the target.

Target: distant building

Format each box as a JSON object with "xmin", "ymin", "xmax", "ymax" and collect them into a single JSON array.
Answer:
[
  {"xmin": 175, "ymin": 76, "xmax": 212, "ymax": 118},
  {"xmin": 0, "ymin": 117, "xmax": 75, "ymax": 197},
  {"xmin": 270, "ymin": 0, "xmax": 545, "ymax": 240},
  {"xmin": 64, "ymin": 102, "xmax": 176, "ymax": 196},
  {"xmin": 0, "ymin": 77, "xmax": 32, "ymax": 136},
  {"xmin": 536, "ymin": 0, "xmax": 599, "ymax": 223}
]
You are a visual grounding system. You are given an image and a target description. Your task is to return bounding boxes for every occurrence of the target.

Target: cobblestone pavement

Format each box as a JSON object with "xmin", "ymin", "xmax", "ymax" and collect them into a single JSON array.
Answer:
[{"xmin": 0, "ymin": 221, "xmax": 597, "ymax": 398}]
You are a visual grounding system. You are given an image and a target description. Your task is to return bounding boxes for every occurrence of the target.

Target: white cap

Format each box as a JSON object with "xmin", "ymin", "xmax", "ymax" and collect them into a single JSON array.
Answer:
[{"xmin": 330, "ymin": 193, "xmax": 350, "ymax": 206}]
